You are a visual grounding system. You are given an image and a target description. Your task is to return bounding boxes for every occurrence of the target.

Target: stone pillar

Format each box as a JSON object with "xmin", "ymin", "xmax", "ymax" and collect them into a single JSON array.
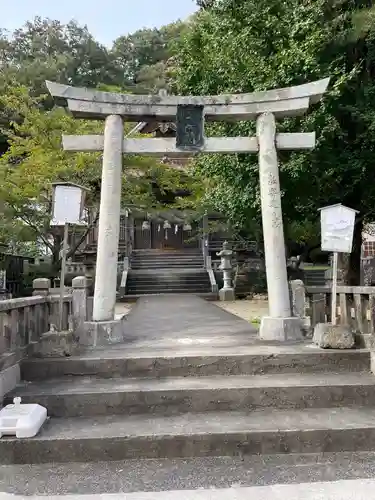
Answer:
[
  {"xmin": 290, "ymin": 279, "xmax": 311, "ymax": 335},
  {"xmin": 72, "ymin": 276, "xmax": 88, "ymax": 336},
  {"xmin": 32, "ymin": 278, "xmax": 51, "ymax": 297},
  {"xmin": 93, "ymin": 115, "xmax": 123, "ymax": 322},
  {"xmin": 256, "ymin": 112, "xmax": 302, "ymax": 341}
]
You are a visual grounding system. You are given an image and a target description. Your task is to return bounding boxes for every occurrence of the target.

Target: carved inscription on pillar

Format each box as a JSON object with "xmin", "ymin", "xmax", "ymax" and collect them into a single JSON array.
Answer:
[
  {"xmin": 176, "ymin": 104, "xmax": 205, "ymax": 151},
  {"xmin": 266, "ymin": 165, "xmax": 282, "ymax": 228}
]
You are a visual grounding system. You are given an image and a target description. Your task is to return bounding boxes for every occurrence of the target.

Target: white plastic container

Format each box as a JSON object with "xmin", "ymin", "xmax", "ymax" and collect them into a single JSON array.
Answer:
[{"xmin": 0, "ymin": 397, "xmax": 47, "ymax": 438}]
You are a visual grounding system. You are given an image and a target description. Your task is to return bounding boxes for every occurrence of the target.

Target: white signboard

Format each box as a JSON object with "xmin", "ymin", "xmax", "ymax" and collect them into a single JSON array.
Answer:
[
  {"xmin": 320, "ymin": 204, "xmax": 357, "ymax": 253},
  {"xmin": 51, "ymin": 184, "xmax": 85, "ymax": 226}
]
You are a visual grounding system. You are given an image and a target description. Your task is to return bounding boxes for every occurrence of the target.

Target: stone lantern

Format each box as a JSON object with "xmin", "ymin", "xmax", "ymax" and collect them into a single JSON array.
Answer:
[{"xmin": 216, "ymin": 241, "xmax": 235, "ymax": 301}]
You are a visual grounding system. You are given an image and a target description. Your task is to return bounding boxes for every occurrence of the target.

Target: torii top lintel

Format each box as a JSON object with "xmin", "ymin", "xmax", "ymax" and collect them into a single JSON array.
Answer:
[{"xmin": 45, "ymin": 78, "xmax": 330, "ymax": 122}]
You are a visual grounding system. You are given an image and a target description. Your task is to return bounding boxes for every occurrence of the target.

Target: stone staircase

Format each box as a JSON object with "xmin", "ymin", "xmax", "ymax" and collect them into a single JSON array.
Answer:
[
  {"xmin": 126, "ymin": 249, "xmax": 213, "ymax": 296},
  {"xmin": 2, "ymin": 294, "xmax": 375, "ymax": 473},
  {"xmin": 131, "ymin": 250, "xmax": 204, "ymax": 270},
  {"xmin": 1, "ymin": 344, "xmax": 374, "ymax": 464}
]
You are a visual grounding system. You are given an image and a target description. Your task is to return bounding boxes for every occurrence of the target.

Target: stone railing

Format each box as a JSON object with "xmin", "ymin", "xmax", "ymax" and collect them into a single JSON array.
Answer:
[
  {"xmin": 118, "ymin": 257, "xmax": 130, "ymax": 297},
  {"xmin": 205, "ymin": 256, "xmax": 218, "ymax": 294},
  {"xmin": 290, "ymin": 280, "xmax": 375, "ymax": 343},
  {"xmin": 0, "ymin": 278, "xmax": 72, "ymax": 360},
  {"xmin": 65, "ymin": 261, "xmax": 87, "ymax": 275}
]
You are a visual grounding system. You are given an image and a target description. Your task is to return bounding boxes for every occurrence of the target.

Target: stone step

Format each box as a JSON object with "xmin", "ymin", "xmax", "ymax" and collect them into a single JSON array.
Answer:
[
  {"xmin": 7, "ymin": 372, "xmax": 375, "ymax": 418},
  {"xmin": 127, "ymin": 290, "xmax": 212, "ymax": 295},
  {"xmin": 131, "ymin": 257, "xmax": 204, "ymax": 261},
  {"xmin": 132, "ymin": 250, "xmax": 202, "ymax": 253},
  {"xmin": 131, "ymin": 253, "xmax": 203, "ymax": 262},
  {"xmin": 129, "ymin": 268, "xmax": 208, "ymax": 279},
  {"xmin": 20, "ymin": 347, "xmax": 370, "ymax": 381},
  {"xmin": 127, "ymin": 283, "xmax": 211, "ymax": 290},
  {"xmin": 4, "ymin": 452, "xmax": 375, "ymax": 496},
  {"xmin": 127, "ymin": 281, "xmax": 210, "ymax": 287},
  {"xmin": 127, "ymin": 282, "xmax": 211, "ymax": 287},
  {"xmin": 118, "ymin": 292, "xmax": 219, "ymax": 303},
  {"xmin": 131, "ymin": 264, "xmax": 204, "ymax": 269},
  {"xmin": 131, "ymin": 261, "xmax": 203, "ymax": 265},
  {"xmin": 127, "ymin": 274, "xmax": 209, "ymax": 280},
  {"xmin": 3, "ymin": 407, "xmax": 375, "ymax": 464},
  {"xmin": 127, "ymin": 289, "xmax": 212, "ymax": 294},
  {"xmin": 127, "ymin": 277, "xmax": 211, "ymax": 283},
  {"xmin": 132, "ymin": 253, "xmax": 203, "ymax": 261},
  {"xmin": 131, "ymin": 258, "xmax": 203, "ymax": 263},
  {"xmin": 131, "ymin": 263, "xmax": 204, "ymax": 268}
]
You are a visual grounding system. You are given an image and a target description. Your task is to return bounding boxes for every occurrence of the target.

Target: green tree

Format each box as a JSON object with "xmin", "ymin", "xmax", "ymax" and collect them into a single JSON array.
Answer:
[
  {"xmin": 112, "ymin": 21, "xmax": 188, "ymax": 91},
  {"xmin": 175, "ymin": 0, "xmax": 375, "ymax": 281},
  {"xmin": 195, "ymin": 0, "xmax": 215, "ymax": 9},
  {"xmin": 1, "ymin": 17, "xmax": 119, "ymax": 94},
  {"xmin": 0, "ymin": 82, "xmax": 200, "ymax": 261}
]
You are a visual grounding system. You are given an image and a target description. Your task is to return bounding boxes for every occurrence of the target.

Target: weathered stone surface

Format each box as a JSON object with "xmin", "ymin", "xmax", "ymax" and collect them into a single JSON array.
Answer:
[
  {"xmin": 289, "ymin": 279, "xmax": 312, "ymax": 336},
  {"xmin": 1, "ymin": 407, "xmax": 375, "ymax": 464},
  {"xmin": 19, "ymin": 296, "xmax": 369, "ymax": 380},
  {"xmin": 72, "ymin": 276, "xmax": 89, "ymax": 336},
  {"xmin": 257, "ymin": 112, "xmax": 291, "ymax": 330},
  {"xmin": 4, "ymin": 454, "xmax": 375, "ymax": 496},
  {"xmin": 313, "ymin": 323, "xmax": 355, "ymax": 349},
  {"xmin": 63, "ymin": 134, "xmax": 316, "ymax": 154},
  {"xmin": 31, "ymin": 331, "xmax": 80, "ymax": 358},
  {"xmin": 8, "ymin": 372, "xmax": 375, "ymax": 418},
  {"xmin": 290, "ymin": 279, "xmax": 305, "ymax": 318},
  {"xmin": 46, "ymin": 78, "xmax": 330, "ymax": 121},
  {"xmin": 20, "ymin": 348, "xmax": 370, "ymax": 381},
  {"xmin": 0, "ymin": 363, "xmax": 20, "ymax": 403},
  {"xmin": 93, "ymin": 114, "xmax": 123, "ymax": 322},
  {"xmin": 219, "ymin": 287, "xmax": 235, "ymax": 302},
  {"xmin": 80, "ymin": 320, "xmax": 125, "ymax": 347},
  {"xmin": 259, "ymin": 316, "xmax": 303, "ymax": 341},
  {"xmin": 361, "ymin": 256, "xmax": 375, "ymax": 285},
  {"xmin": 32, "ymin": 278, "xmax": 51, "ymax": 297}
]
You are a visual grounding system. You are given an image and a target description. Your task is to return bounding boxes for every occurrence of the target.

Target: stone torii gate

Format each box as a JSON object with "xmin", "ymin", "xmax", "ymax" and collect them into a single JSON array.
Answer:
[{"xmin": 46, "ymin": 78, "xmax": 329, "ymax": 342}]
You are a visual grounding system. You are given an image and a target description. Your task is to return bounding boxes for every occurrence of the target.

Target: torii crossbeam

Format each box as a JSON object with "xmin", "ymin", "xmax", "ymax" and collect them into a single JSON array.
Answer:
[{"xmin": 47, "ymin": 78, "xmax": 330, "ymax": 342}]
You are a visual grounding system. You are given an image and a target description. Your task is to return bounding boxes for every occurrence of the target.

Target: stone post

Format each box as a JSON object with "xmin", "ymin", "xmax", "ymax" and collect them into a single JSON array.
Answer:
[
  {"xmin": 72, "ymin": 276, "xmax": 88, "ymax": 336},
  {"xmin": 256, "ymin": 112, "xmax": 302, "ymax": 341},
  {"xmin": 289, "ymin": 279, "xmax": 311, "ymax": 335},
  {"xmin": 202, "ymin": 214, "xmax": 209, "ymax": 267},
  {"xmin": 0, "ymin": 270, "xmax": 7, "ymax": 300},
  {"xmin": 217, "ymin": 241, "xmax": 235, "ymax": 301},
  {"xmin": 32, "ymin": 278, "xmax": 51, "ymax": 297},
  {"xmin": 93, "ymin": 114, "xmax": 123, "ymax": 322}
]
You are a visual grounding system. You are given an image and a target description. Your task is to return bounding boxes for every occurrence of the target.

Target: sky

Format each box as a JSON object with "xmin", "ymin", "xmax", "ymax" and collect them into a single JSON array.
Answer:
[{"xmin": 3, "ymin": 0, "xmax": 198, "ymax": 46}]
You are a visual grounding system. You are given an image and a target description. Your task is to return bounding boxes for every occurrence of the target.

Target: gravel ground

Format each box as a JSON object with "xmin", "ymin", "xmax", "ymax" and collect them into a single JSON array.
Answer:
[{"xmin": 215, "ymin": 298, "xmax": 268, "ymax": 324}]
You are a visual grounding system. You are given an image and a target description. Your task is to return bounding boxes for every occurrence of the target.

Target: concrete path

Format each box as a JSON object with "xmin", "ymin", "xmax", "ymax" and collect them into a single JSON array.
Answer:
[
  {"xmin": 121, "ymin": 295, "xmax": 258, "ymax": 351},
  {"xmin": 3, "ymin": 479, "xmax": 375, "ymax": 499}
]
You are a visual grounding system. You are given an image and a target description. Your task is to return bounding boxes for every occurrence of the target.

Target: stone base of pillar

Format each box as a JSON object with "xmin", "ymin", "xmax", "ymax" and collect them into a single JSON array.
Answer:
[
  {"xmin": 80, "ymin": 320, "xmax": 125, "ymax": 347},
  {"xmin": 0, "ymin": 364, "xmax": 20, "ymax": 402},
  {"xmin": 259, "ymin": 316, "xmax": 303, "ymax": 342},
  {"xmin": 219, "ymin": 287, "xmax": 235, "ymax": 302},
  {"xmin": 32, "ymin": 331, "xmax": 80, "ymax": 358}
]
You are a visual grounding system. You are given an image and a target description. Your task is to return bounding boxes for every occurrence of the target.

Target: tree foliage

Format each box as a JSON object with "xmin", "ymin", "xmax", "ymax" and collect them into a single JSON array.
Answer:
[
  {"xmin": 0, "ymin": 16, "xmax": 200, "ymax": 258},
  {"xmin": 174, "ymin": 0, "xmax": 375, "ymax": 277},
  {"xmin": 0, "ymin": 84, "xmax": 198, "ymax": 261}
]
